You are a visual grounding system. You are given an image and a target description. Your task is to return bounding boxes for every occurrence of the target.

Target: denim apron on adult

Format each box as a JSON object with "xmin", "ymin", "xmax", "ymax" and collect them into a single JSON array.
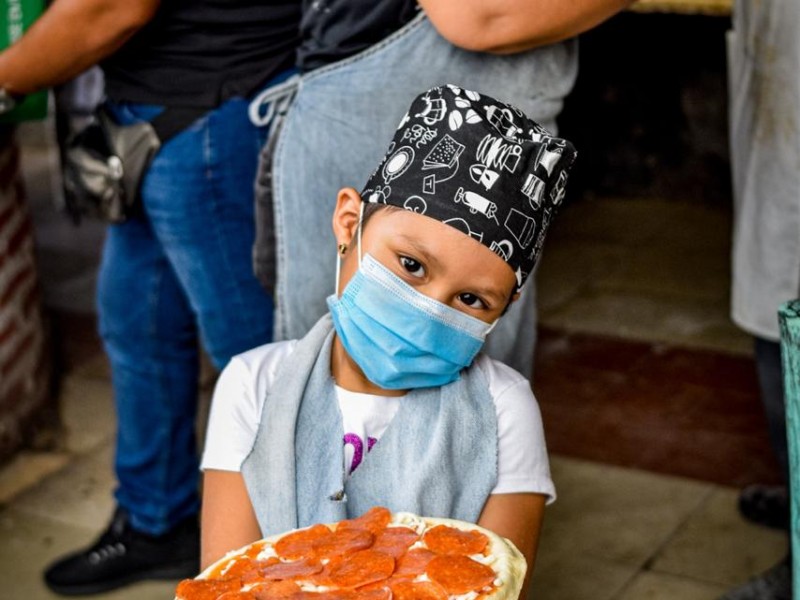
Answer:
[
  {"xmin": 728, "ymin": 0, "xmax": 800, "ymax": 343},
  {"xmin": 240, "ymin": 314, "xmax": 498, "ymax": 536},
  {"xmin": 262, "ymin": 13, "xmax": 578, "ymax": 378},
  {"xmin": 98, "ymin": 67, "xmax": 294, "ymax": 535}
]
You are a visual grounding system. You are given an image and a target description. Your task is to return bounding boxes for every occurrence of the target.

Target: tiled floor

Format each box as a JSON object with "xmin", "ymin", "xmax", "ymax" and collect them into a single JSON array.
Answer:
[{"xmin": 0, "ymin": 195, "xmax": 789, "ymax": 599}]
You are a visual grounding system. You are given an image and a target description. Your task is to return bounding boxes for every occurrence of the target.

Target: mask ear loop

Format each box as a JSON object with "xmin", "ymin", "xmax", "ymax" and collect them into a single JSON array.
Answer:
[
  {"xmin": 335, "ymin": 244, "xmax": 342, "ymax": 295},
  {"xmin": 485, "ymin": 319, "xmax": 499, "ymax": 335},
  {"xmin": 357, "ymin": 201, "xmax": 365, "ymax": 268}
]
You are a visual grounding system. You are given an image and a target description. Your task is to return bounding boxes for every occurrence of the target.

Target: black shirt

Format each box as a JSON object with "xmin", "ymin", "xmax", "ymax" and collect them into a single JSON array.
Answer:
[
  {"xmin": 297, "ymin": 0, "xmax": 418, "ymax": 72},
  {"xmin": 102, "ymin": 0, "xmax": 301, "ymax": 108}
]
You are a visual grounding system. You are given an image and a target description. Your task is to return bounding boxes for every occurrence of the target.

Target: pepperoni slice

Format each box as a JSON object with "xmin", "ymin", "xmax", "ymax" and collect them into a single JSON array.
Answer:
[
  {"xmin": 250, "ymin": 580, "xmax": 303, "ymax": 599},
  {"xmin": 423, "ymin": 525, "xmax": 489, "ymax": 556},
  {"xmin": 394, "ymin": 548, "xmax": 437, "ymax": 577},
  {"xmin": 311, "ymin": 528, "xmax": 374, "ymax": 559},
  {"xmin": 426, "ymin": 555, "xmax": 496, "ymax": 595},
  {"xmin": 371, "ymin": 527, "xmax": 419, "ymax": 558},
  {"xmin": 307, "ymin": 553, "xmax": 346, "ymax": 588},
  {"xmin": 217, "ymin": 593, "xmax": 256, "ymax": 600},
  {"xmin": 336, "ymin": 507, "xmax": 392, "ymax": 535},
  {"xmin": 310, "ymin": 591, "xmax": 357, "ymax": 600},
  {"xmin": 240, "ymin": 558, "xmax": 282, "ymax": 584},
  {"xmin": 275, "ymin": 524, "xmax": 333, "ymax": 560},
  {"xmin": 328, "ymin": 549, "xmax": 395, "ymax": 589},
  {"xmin": 352, "ymin": 588, "xmax": 392, "ymax": 600},
  {"xmin": 259, "ymin": 557, "xmax": 324, "ymax": 580},
  {"xmin": 390, "ymin": 580, "xmax": 449, "ymax": 600},
  {"xmin": 175, "ymin": 578, "xmax": 242, "ymax": 600}
]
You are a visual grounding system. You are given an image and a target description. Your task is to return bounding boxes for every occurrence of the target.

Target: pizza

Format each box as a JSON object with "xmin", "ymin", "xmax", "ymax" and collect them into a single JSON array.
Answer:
[{"xmin": 175, "ymin": 507, "xmax": 527, "ymax": 600}]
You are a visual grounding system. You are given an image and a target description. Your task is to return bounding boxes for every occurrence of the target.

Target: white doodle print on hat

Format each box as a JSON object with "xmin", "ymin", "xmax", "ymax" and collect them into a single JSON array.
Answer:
[
  {"xmin": 505, "ymin": 208, "xmax": 536, "ymax": 249},
  {"xmin": 417, "ymin": 96, "xmax": 447, "ymax": 125},
  {"xmin": 402, "ymin": 124, "xmax": 438, "ymax": 149},
  {"xmin": 448, "ymin": 95, "xmax": 483, "ymax": 132},
  {"xmin": 535, "ymin": 145, "xmax": 564, "ymax": 176},
  {"xmin": 521, "ymin": 173, "xmax": 546, "ymax": 210},
  {"xmin": 421, "ymin": 134, "xmax": 464, "ymax": 194},
  {"xmin": 446, "ymin": 84, "xmax": 481, "ymax": 102},
  {"xmin": 454, "ymin": 187, "xmax": 499, "ymax": 224},
  {"xmin": 365, "ymin": 184, "xmax": 391, "ymax": 204},
  {"xmin": 550, "ymin": 170, "xmax": 569, "ymax": 206},
  {"xmin": 485, "ymin": 105, "xmax": 525, "ymax": 140},
  {"xmin": 444, "ymin": 217, "xmax": 484, "ymax": 243},
  {"xmin": 490, "ymin": 239, "xmax": 514, "ymax": 262},
  {"xmin": 404, "ymin": 195, "xmax": 428, "ymax": 214},
  {"xmin": 530, "ymin": 208, "xmax": 552, "ymax": 260},
  {"xmin": 471, "ymin": 134, "xmax": 523, "ymax": 192},
  {"xmin": 383, "ymin": 146, "xmax": 415, "ymax": 183}
]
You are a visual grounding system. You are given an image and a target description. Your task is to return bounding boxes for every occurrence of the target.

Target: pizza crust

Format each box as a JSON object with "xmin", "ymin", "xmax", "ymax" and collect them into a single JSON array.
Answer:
[{"xmin": 179, "ymin": 511, "xmax": 527, "ymax": 600}]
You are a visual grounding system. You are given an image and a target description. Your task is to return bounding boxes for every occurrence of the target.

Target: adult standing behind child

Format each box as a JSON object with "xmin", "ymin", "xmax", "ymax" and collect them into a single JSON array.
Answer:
[
  {"xmin": 254, "ymin": 0, "xmax": 633, "ymax": 378},
  {"xmin": 203, "ymin": 85, "xmax": 577, "ymax": 598},
  {"xmin": 0, "ymin": 0, "xmax": 302, "ymax": 594},
  {"xmin": 719, "ymin": 0, "xmax": 800, "ymax": 598}
]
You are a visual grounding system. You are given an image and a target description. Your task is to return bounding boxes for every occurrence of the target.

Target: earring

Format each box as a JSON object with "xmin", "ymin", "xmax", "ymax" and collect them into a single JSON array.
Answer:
[{"xmin": 337, "ymin": 242, "xmax": 348, "ymax": 256}]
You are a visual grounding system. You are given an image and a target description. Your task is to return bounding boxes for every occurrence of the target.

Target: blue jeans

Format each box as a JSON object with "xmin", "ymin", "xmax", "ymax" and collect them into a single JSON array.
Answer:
[{"xmin": 98, "ymin": 91, "xmax": 276, "ymax": 535}]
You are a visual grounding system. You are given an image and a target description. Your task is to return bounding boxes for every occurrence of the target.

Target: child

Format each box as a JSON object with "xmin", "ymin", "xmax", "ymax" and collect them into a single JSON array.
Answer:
[{"xmin": 200, "ymin": 84, "xmax": 576, "ymax": 593}]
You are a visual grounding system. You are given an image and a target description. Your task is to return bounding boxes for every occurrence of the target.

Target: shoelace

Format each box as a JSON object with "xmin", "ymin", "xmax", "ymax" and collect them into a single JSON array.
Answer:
[{"xmin": 87, "ymin": 542, "xmax": 127, "ymax": 565}]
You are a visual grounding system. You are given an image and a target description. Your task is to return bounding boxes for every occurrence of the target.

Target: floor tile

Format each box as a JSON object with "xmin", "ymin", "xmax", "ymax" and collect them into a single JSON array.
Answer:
[
  {"xmin": 0, "ymin": 507, "xmax": 179, "ymax": 600},
  {"xmin": 539, "ymin": 290, "xmax": 750, "ymax": 355},
  {"xmin": 540, "ymin": 456, "xmax": 712, "ymax": 566},
  {"xmin": 537, "ymin": 197, "xmax": 750, "ymax": 356},
  {"xmin": 649, "ymin": 487, "xmax": 787, "ymax": 587},
  {"xmin": 0, "ymin": 451, "xmax": 69, "ymax": 504},
  {"xmin": 536, "ymin": 241, "xmax": 629, "ymax": 315},
  {"xmin": 594, "ymin": 243, "xmax": 730, "ymax": 304},
  {"xmin": 535, "ymin": 329, "xmax": 781, "ymax": 487},
  {"xmin": 11, "ymin": 442, "xmax": 116, "ymax": 530},
  {"xmin": 614, "ymin": 571, "xmax": 727, "ymax": 600},
  {"xmin": 531, "ymin": 552, "xmax": 637, "ymax": 600}
]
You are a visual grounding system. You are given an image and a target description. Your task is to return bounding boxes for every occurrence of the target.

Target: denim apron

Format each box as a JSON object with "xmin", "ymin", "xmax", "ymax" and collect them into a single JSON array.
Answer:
[
  {"xmin": 240, "ymin": 314, "xmax": 498, "ymax": 536},
  {"xmin": 728, "ymin": 0, "xmax": 800, "ymax": 341},
  {"xmin": 262, "ymin": 13, "xmax": 578, "ymax": 377}
]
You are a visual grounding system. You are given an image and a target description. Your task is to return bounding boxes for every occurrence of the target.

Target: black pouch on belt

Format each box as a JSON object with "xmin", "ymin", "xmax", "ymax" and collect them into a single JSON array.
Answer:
[{"xmin": 62, "ymin": 105, "xmax": 204, "ymax": 224}]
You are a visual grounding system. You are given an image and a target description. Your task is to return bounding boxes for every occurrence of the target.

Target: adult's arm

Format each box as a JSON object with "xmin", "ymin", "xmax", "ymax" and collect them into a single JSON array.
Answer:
[
  {"xmin": 419, "ymin": 0, "xmax": 635, "ymax": 54},
  {"xmin": 0, "ymin": 0, "xmax": 160, "ymax": 95},
  {"xmin": 478, "ymin": 492, "xmax": 547, "ymax": 599}
]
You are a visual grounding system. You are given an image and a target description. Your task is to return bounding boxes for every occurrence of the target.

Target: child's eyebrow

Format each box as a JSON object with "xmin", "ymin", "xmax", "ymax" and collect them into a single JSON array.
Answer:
[{"xmin": 395, "ymin": 235, "xmax": 443, "ymax": 271}]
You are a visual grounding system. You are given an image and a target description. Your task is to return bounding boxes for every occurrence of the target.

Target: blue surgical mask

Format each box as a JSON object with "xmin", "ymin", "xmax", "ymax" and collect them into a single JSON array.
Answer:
[{"xmin": 327, "ymin": 244, "xmax": 497, "ymax": 390}]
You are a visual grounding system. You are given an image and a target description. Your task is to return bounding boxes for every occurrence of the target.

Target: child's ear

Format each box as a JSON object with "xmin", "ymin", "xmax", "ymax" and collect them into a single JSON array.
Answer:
[
  {"xmin": 500, "ymin": 291, "xmax": 521, "ymax": 317},
  {"xmin": 332, "ymin": 187, "xmax": 363, "ymax": 247}
]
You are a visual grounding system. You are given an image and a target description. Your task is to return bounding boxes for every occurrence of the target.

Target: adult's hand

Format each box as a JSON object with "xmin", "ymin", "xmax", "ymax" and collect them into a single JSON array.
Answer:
[
  {"xmin": 0, "ymin": 0, "xmax": 160, "ymax": 95},
  {"xmin": 419, "ymin": 0, "xmax": 635, "ymax": 54}
]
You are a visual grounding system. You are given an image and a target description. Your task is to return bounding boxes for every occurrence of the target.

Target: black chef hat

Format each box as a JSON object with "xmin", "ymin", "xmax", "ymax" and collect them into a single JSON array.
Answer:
[{"xmin": 361, "ymin": 84, "xmax": 577, "ymax": 290}]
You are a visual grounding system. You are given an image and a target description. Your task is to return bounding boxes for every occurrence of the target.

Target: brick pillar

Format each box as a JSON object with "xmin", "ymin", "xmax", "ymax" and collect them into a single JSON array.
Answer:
[{"xmin": 0, "ymin": 126, "xmax": 55, "ymax": 461}]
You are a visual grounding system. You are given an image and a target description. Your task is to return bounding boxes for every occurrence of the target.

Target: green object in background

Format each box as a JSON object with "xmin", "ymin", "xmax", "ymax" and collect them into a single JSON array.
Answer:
[
  {"xmin": 779, "ymin": 299, "xmax": 800, "ymax": 593},
  {"xmin": 0, "ymin": 0, "xmax": 47, "ymax": 123}
]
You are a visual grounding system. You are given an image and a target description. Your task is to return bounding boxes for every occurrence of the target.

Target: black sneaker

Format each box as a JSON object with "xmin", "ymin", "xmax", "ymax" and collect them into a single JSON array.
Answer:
[
  {"xmin": 738, "ymin": 484, "xmax": 790, "ymax": 531},
  {"xmin": 717, "ymin": 555, "xmax": 792, "ymax": 600},
  {"xmin": 43, "ymin": 507, "xmax": 200, "ymax": 596}
]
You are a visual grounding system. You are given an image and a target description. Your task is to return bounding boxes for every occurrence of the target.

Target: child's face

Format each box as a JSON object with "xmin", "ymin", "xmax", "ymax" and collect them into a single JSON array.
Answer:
[{"xmin": 336, "ymin": 197, "xmax": 518, "ymax": 325}]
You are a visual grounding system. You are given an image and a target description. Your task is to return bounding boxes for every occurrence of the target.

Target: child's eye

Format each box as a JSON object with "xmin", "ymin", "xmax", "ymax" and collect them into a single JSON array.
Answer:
[
  {"xmin": 400, "ymin": 256, "xmax": 425, "ymax": 278},
  {"xmin": 459, "ymin": 293, "xmax": 487, "ymax": 310}
]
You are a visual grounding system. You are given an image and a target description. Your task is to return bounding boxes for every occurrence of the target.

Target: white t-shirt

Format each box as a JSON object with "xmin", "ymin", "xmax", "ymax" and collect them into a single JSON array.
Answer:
[{"xmin": 201, "ymin": 341, "xmax": 555, "ymax": 503}]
